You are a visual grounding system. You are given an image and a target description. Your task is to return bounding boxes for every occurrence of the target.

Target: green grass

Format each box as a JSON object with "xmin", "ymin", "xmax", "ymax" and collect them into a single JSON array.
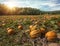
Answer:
[{"xmin": 0, "ymin": 15, "xmax": 60, "ymax": 46}]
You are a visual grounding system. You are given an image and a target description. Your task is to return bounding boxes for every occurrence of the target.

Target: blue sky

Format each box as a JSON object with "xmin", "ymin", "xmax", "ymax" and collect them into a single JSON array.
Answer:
[{"xmin": 0, "ymin": 0, "xmax": 60, "ymax": 11}]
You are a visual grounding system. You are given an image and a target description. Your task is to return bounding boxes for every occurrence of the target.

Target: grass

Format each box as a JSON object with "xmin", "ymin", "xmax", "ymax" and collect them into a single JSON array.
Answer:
[{"xmin": 0, "ymin": 15, "xmax": 60, "ymax": 46}]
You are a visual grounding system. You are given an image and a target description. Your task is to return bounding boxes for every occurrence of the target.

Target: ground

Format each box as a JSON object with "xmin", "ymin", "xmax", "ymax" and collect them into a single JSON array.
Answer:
[{"xmin": 0, "ymin": 15, "xmax": 60, "ymax": 46}]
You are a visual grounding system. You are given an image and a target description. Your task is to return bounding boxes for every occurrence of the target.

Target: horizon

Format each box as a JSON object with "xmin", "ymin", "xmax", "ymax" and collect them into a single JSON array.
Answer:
[{"xmin": 0, "ymin": 0, "xmax": 60, "ymax": 11}]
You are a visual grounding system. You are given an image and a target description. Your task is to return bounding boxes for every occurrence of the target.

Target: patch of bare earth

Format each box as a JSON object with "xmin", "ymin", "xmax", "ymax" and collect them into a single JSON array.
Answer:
[{"xmin": 48, "ymin": 33, "xmax": 60, "ymax": 46}]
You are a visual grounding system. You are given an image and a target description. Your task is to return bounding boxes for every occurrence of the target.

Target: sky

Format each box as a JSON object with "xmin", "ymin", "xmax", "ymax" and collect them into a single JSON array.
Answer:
[{"xmin": 0, "ymin": 0, "xmax": 60, "ymax": 11}]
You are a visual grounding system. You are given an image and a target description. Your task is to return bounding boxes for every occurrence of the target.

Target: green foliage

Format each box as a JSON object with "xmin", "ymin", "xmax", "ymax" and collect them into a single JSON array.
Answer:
[
  {"xmin": 0, "ymin": 15, "xmax": 60, "ymax": 46},
  {"xmin": 0, "ymin": 4, "xmax": 41, "ymax": 15}
]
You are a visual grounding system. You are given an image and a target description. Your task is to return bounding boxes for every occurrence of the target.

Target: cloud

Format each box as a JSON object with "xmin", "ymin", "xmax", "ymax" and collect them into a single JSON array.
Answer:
[
  {"xmin": 0, "ymin": 0, "xmax": 60, "ymax": 11},
  {"xmin": 36, "ymin": 0, "xmax": 60, "ymax": 11}
]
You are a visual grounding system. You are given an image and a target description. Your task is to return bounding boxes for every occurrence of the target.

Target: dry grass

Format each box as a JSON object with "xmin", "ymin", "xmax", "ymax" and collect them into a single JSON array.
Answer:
[{"xmin": 0, "ymin": 15, "xmax": 60, "ymax": 46}]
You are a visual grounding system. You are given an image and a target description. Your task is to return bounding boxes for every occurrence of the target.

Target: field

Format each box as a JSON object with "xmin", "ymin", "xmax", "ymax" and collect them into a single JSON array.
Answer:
[{"xmin": 0, "ymin": 15, "xmax": 60, "ymax": 46}]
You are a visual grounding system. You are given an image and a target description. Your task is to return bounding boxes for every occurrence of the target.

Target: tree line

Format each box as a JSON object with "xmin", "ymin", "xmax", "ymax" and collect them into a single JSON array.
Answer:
[
  {"xmin": 0, "ymin": 4, "xmax": 41, "ymax": 15},
  {"xmin": 0, "ymin": 4, "xmax": 60, "ymax": 15}
]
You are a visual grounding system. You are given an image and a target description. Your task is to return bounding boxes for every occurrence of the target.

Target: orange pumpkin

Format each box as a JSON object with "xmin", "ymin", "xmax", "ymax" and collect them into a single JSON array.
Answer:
[
  {"xmin": 45, "ymin": 31, "xmax": 57, "ymax": 41},
  {"xmin": 30, "ymin": 30, "xmax": 40, "ymax": 39},
  {"xmin": 18, "ymin": 25, "xmax": 23, "ymax": 30},
  {"xmin": 29, "ymin": 25, "xmax": 33, "ymax": 29},
  {"xmin": 7, "ymin": 27, "xmax": 13, "ymax": 30},
  {"xmin": 7, "ymin": 28, "xmax": 10, "ymax": 30},
  {"xmin": 40, "ymin": 27, "xmax": 46, "ymax": 33},
  {"xmin": 29, "ymin": 25, "xmax": 37, "ymax": 31},
  {"xmin": 7, "ymin": 28, "xmax": 15, "ymax": 35}
]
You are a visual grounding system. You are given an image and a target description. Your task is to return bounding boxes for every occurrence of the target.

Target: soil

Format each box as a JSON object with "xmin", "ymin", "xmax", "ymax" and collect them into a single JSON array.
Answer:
[{"xmin": 48, "ymin": 33, "xmax": 60, "ymax": 46}]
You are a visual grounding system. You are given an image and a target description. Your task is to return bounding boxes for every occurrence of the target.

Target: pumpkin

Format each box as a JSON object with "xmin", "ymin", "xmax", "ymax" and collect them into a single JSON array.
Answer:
[
  {"xmin": 7, "ymin": 27, "xmax": 12, "ymax": 30},
  {"xmin": 7, "ymin": 28, "xmax": 10, "ymax": 30},
  {"xmin": 18, "ymin": 25, "xmax": 23, "ymax": 30},
  {"xmin": 45, "ymin": 31, "xmax": 57, "ymax": 41},
  {"xmin": 29, "ymin": 25, "xmax": 37, "ymax": 31},
  {"xmin": 7, "ymin": 28, "xmax": 15, "ymax": 35},
  {"xmin": 29, "ymin": 25, "xmax": 33, "ymax": 29},
  {"xmin": 40, "ymin": 28, "xmax": 46, "ymax": 33},
  {"xmin": 30, "ymin": 30, "xmax": 40, "ymax": 39}
]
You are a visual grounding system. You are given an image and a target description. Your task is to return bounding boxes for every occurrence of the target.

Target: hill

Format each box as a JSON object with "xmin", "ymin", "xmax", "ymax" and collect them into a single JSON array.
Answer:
[
  {"xmin": 0, "ymin": 4, "xmax": 41, "ymax": 15},
  {"xmin": 0, "ymin": 4, "xmax": 60, "ymax": 15}
]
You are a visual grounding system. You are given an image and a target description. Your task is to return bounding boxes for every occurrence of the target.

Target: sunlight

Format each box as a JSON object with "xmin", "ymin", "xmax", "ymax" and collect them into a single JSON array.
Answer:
[
  {"xmin": 5, "ymin": 2, "xmax": 16, "ymax": 9},
  {"xmin": 7, "ymin": 3, "xmax": 15, "ymax": 9}
]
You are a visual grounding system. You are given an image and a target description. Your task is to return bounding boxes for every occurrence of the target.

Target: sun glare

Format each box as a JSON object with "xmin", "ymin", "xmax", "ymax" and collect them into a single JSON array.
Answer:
[
  {"xmin": 5, "ymin": 2, "xmax": 16, "ymax": 9},
  {"xmin": 7, "ymin": 4, "xmax": 15, "ymax": 8}
]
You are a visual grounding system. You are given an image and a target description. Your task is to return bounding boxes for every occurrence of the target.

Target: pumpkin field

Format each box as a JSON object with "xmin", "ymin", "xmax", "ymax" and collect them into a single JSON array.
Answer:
[{"xmin": 0, "ymin": 15, "xmax": 60, "ymax": 46}]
